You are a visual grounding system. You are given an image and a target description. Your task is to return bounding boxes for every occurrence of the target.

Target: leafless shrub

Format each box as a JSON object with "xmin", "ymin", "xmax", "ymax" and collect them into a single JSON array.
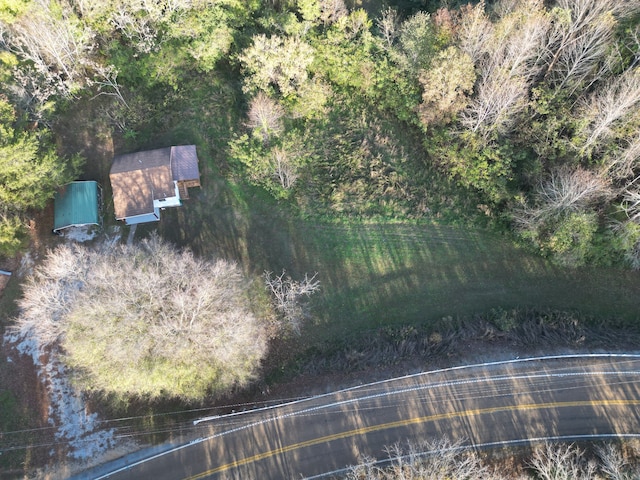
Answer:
[
  {"xmin": 347, "ymin": 439, "xmax": 639, "ymax": 480},
  {"xmin": 246, "ymin": 92, "xmax": 284, "ymax": 144},
  {"xmin": 596, "ymin": 443, "xmax": 630, "ymax": 480},
  {"xmin": 264, "ymin": 269, "xmax": 320, "ymax": 335},
  {"xmin": 528, "ymin": 443, "xmax": 597, "ymax": 480}
]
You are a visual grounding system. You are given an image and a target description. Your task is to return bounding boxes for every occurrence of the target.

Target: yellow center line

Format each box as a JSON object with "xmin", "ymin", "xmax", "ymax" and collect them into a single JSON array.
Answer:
[{"xmin": 185, "ymin": 398, "xmax": 640, "ymax": 480}]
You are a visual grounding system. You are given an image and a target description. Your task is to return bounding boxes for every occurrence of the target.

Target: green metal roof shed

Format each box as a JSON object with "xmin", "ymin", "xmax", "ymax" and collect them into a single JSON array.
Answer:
[{"xmin": 53, "ymin": 181, "xmax": 100, "ymax": 233}]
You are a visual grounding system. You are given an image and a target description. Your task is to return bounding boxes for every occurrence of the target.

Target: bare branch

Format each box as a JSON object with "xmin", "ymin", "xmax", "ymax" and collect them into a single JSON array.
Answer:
[
  {"xmin": 578, "ymin": 67, "xmax": 640, "ymax": 154},
  {"xmin": 528, "ymin": 443, "xmax": 597, "ymax": 480},
  {"xmin": 264, "ymin": 269, "xmax": 320, "ymax": 335},
  {"xmin": 246, "ymin": 92, "xmax": 284, "ymax": 144}
]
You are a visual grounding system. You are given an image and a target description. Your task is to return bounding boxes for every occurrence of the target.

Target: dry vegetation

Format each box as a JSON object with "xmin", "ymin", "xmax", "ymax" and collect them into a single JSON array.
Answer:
[
  {"xmin": 345, "ymin": 439, "xmax": 640, "ymax": 480},
  {"xmin": 12, "ymin": 234, "xmax": 267, "ymax": 400}
]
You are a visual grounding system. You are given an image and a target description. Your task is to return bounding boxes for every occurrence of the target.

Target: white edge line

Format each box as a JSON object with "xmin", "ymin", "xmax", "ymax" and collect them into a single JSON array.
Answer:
[
  {"xmin": 195, "ymin": 353, "xmax": 640, "ymax": 424},
  {"xmin": 96, "ymin": 353, "xmax": 640, "ymax": 479}
]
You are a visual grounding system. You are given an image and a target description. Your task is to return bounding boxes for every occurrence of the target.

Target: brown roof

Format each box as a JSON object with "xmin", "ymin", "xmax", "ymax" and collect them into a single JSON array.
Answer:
[{"xmin": 110, "ymin": 146, "xmax": 200, "ymax": 220}]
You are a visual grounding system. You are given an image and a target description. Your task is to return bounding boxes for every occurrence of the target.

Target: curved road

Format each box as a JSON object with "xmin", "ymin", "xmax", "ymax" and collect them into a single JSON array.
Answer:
[{"xmin": 92, "ymin": 354, "xmax": 640, "ymax": 480}]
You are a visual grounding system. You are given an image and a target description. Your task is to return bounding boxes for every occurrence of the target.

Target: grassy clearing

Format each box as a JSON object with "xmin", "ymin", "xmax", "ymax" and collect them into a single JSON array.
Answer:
[
  {"xmin": 159, "ymin": 176, "xmax": 640, "ymax": 349},
  {"xmin": 134, "ymin": 78, "xmax": 640, "ymax": 351},
  {"xmin": 46, "ymin": 70, "xmax": 640, "ymax": 393}
]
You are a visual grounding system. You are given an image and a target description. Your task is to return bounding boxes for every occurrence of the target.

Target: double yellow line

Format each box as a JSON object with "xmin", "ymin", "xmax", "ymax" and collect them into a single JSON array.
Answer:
[{"xmin": 186, "ymin": 398, "xmax": 640, "ymax": 479}]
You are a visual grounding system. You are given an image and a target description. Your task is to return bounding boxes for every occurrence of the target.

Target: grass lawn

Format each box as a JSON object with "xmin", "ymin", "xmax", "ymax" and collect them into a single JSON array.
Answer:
[
  {"xmin": 49, "ymin": 76, "xmax": 640, "ymax": 356},
  {"xmin": 158, "ymin": 176, "xmax": 640, "ymax": 347}
]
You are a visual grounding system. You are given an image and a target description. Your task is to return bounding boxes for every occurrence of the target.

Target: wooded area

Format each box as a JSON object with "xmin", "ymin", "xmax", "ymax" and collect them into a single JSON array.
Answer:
[
  {"xmin": 0, "ymin": 0, "xmax": 639, "ymax": 407},
  {"xmin": 0, "ymin": 0, "xmax": 639, "ymax": 267}
]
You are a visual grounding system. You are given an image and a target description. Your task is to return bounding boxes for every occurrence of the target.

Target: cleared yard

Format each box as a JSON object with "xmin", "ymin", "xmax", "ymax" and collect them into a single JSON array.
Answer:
[{"xmin": 159, "ymin": 178, "xmax": 640, "ymax": 346}]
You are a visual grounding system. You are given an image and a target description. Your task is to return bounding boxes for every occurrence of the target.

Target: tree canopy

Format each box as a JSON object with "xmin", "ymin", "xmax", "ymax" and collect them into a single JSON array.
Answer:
[
  {"xmin": 1, "ymin": 0, "xmax": 640, "ymax": 267},
  {"xmin": 14, "ymin": 236, "xmax": 267, "ymax": 400}
]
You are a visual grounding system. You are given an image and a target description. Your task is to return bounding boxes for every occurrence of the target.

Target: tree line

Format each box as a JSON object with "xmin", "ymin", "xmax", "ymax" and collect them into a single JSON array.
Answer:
[
  {"xmin": 1, "ymin": 0, "xmax": 639, "ymax": 266},
  {"xmin": 231, "ymin": 0, "xmax": 640, "ymax": 267}
]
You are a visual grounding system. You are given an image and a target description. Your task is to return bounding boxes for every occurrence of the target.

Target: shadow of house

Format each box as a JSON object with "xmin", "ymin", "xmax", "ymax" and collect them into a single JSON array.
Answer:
[
  {"xmin": 109, "ymin": 145, "xmax": 201, "ymax": 225},
  {"xmin": 53, "ymin": 181, "xmax": 101, "ymax": 233}
]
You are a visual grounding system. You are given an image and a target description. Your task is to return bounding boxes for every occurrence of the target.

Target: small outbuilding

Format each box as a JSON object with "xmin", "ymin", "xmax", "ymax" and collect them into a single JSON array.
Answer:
[
  {"xmin": 109, "ymin": 145, "xmax": 201, "ymax": 225},
  {"xmin": 53, "ymin": 181, "xmax": 101, "ymax": 234}
]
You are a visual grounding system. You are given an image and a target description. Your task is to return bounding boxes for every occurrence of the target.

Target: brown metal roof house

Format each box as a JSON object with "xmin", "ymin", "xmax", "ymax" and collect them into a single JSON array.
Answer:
[{"xmin": 109, "ymin": 145, "xmax": 201, "ymax": 225}]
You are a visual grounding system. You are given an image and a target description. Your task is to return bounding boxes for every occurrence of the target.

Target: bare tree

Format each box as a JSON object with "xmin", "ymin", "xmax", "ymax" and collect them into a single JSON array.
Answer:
[
  {"xmin": 494, "ymin": 1, "xmax": 550, "ymax": 81},
  {"xmin": 541, "ymin": 0, "xmax": 640, "ymax": 96},
  {"xmin": 246, "ymin": 92, "xmax": 285, "ymax": 144},
  {"xmin": 13, "ymin": 244, "xmax": 90, "ymax": 347},
  {"xmin": 535, "ymin": 167, "xmax": 612, "ymax": 214},
  {"xmin": 577, "ymin": 67, "xmax": 640, "ymax": 154},
  {"xmin": 460, "ymin": 68, "xmax": 528, "ymax": 137},
  {"xmin": 0, "ymin": 0, "xmax": 97, "ymax": 115},
  {"xmin": 13, "ymin": 235, "xmax": 267, "ymax": 400},
  {"xmin": 271, "ymin": 146, "xmax": 299, "ymax": 190},
  {"xmin": 110, "ymin": 1, "xmax": 163, "ymax": 53},
  {"xmin": 528, "ymin": 443, "xmax": 597, "ymax": 480},
  {"xmin": 606, "ymin": 133, "xmax": 640, "ymax": 181},
  {"xmin": 457, "ymin": 1, "xmax": 493, "ymax": 65},
  {"xmin": 515, "ymin": 166, "xmax": 612, "ymax": 229},
  {"xmin": 621, "ymin": 186, "xmax": 640, "ymax": 224},
  {"xmin": 92, "ymin": 66, "xmax": 129, "ymax": 109},
  {"xmin": 264, "ymin": 269, "xmax": 320, "ymax": 335},
  {"xmin": 319, "ymin": 0, "xmax": 347, "ymax": 25},
  {"xmin": 377, "ymin": 8, "xmax": 399, "ymax": 49},
  {"xmin": 458, "ymin": 1, "xmax": 550, "ymax": 137}
]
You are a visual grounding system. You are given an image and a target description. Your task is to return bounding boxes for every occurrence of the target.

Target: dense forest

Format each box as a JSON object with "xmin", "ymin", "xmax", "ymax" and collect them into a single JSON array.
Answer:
[{"xmin": 1, "ymin": 0, "xmax": 640, "ymax": 269}]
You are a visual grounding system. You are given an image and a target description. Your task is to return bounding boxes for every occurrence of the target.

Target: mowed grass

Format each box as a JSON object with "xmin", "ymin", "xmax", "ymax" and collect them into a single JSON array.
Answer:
[
  {"xmin": 129, "ymin": 76, "xmax": 640, "ymax": 348},
  {"xmin": 159, "ymin": 177, "xmax": 640, "ymax": 346}
]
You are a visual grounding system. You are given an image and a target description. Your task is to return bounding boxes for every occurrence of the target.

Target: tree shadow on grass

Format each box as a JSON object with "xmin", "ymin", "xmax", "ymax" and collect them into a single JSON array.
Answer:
[{"xmin": 161, "ymin": 177, "xmax": 640, "ymax": 347}]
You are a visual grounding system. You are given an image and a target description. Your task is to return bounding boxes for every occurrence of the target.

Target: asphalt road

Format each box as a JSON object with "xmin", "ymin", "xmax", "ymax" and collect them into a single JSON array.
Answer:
[{"xmin": 92, "ymin": 354, "xmax": 640, "ymax": 480}]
